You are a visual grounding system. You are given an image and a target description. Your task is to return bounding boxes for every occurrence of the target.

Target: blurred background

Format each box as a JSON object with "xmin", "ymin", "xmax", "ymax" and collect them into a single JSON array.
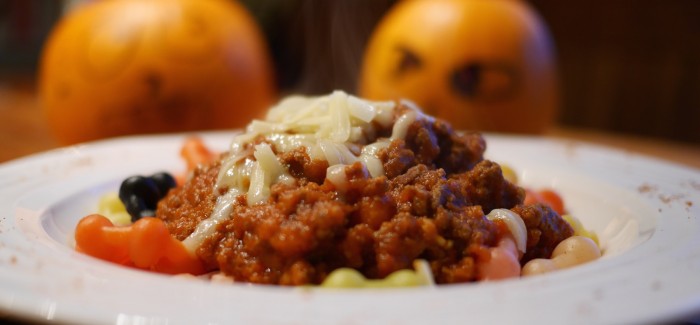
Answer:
[{"xmin": 0, "ymin": 0, "xmax": 699, "ymax": 163}]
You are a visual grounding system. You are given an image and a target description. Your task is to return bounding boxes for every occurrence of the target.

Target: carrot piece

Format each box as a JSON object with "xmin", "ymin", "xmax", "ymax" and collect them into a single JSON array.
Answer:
[
  {"xmin": 523, "ymin": 188, "xmax": 541, "ymax": 206},
  {"xmin": 75, "ymin": 214, "xmax": 130, "ymax": 264},
  {"xmin": 74, "ymin": 214, "xmax": 205, "ymax": 275},
  {"xmin": 538, "ymin": 189, "xmax": 565, "ymax": 215},
  {"xmin": 129, "ymin": 217, "xmax": 170, "ymax": 269},
  {"xmin": 180, "ymin": 136, "xmax": 216, "ymax": 172},
  {"xmin": 155, "ymin": 237, "xmax": 206, "ymax": 275},
  {"xmin": 523, "ymin": 188, "xmax": 566, "ymax": 215}
]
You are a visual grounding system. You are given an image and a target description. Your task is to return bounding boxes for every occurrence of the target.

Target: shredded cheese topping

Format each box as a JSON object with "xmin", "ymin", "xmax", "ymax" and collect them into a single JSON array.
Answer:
[
  {"xmin": 215, "ymin": 90, "xmax": 432, "ymax": 204},
  {"xmin": 183, "ymin": 91, "xmax": 431, "ymax": 253}
]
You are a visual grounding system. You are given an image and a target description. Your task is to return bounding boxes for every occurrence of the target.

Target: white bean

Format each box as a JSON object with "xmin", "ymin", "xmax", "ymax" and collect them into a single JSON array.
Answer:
[
  {"xmin": 521, "ymin": 258, "xmax": 557, "ymax": 276},
  {"xmin": 551, "ymin": 236, "xmax": 601, "ymax": 269},
  {"xmin": 521, "ymin": 236, "xmax": 601, "ymax": 276}
]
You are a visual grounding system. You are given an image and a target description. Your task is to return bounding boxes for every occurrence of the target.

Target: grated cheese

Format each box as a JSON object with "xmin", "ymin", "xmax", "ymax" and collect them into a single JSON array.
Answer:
[
  {"xmin": 184, "ymin": 91, "xmax": 428, "ymax": 254},
  {"xmin": 183, "ymin": 188, "xmax": 242, "ymax": 253}
]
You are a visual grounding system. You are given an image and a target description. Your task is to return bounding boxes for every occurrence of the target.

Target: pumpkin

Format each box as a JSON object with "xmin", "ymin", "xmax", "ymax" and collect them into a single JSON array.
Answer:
[
  {"xmin": 358, "ymin": 0, "xmax": 558, "ymax": 133},
  {"xmin": 39, "ymin": 0, "xmax": 276, "ymax": 144}
]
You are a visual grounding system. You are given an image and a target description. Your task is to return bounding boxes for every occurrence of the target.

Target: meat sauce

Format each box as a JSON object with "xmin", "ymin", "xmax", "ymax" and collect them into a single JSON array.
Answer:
[{"xmin": 156, "ymin": 98, "xmax": 573, "ymax": 285}]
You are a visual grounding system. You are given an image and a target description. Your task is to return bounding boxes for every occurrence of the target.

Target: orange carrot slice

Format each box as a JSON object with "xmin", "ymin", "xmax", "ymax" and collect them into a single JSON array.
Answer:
[
  {"xmin": 523, "ymin": 188, "xmax": 566, "ymax": 215},
  {"xmin": 538, "ymin": 189, "xmax": 565, "ymax": 215},
  {"xmin": 75, "ymin": 214, "xmax": 205, "ymax": 275},
  {"xmin": 180, "ymin": 136, "xmax": 216, "ymax": 172}
]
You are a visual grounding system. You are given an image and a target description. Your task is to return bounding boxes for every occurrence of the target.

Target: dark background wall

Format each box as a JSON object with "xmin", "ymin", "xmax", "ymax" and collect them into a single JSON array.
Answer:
[
  {"xmin": 529, "ymin": 0, "xmax": 700, "ymax": 145},
  {"xmin": 1, "ymin": 0, "xmax": 698, "ymax": 144}
]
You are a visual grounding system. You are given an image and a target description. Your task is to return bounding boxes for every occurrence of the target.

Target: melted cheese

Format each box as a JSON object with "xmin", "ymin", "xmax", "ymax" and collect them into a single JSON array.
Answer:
[
  {"xmin": 183, "ymin": 92, "xmax": 428, "ymax": 253},
  {"xmin": 182, "ymin": 188, "xmax": 242, "ymax": 253}
]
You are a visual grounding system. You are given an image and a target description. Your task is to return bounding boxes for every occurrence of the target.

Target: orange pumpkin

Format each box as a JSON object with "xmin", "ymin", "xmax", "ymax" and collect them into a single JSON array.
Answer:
[
  {"xmin": 359, "ymin": 0, "xmax": 558, "ymax": 133},
  {"xmin": 39, "ymin": 0, "xmax": 276, "ymax": 144}
]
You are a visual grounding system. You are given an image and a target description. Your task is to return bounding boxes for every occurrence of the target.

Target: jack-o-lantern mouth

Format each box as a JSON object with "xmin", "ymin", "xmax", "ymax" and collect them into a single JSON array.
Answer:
[{"xmin": 450, "ymin": 62, "xmax": 519, "ymax": 104}]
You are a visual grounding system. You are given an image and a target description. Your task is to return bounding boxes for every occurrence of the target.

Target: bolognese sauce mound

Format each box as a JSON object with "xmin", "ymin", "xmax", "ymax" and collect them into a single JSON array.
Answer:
[{"xmin": 156, "ymin": 91, "xmax": 573, "ymax": 285}]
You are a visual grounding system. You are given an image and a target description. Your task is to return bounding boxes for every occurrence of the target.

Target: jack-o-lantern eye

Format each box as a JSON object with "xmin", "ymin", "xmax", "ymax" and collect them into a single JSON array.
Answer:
[
  {"xmin": 450, "ymin": 63, "xmax": 517, "ymax": 102},
  {"xmin": 394, "ymin": 46, "xmax": 423, "ymax": 76}
]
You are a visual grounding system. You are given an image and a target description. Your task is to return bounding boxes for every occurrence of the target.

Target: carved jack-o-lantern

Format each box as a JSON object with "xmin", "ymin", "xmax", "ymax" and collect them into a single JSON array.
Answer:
[
  {"xmin": 40, "ymin": 0, "xmax": 276, "ymax": 144},
  {"xmin": 359, "ymin": 0, "xmax": 558, "ymax": 133}
]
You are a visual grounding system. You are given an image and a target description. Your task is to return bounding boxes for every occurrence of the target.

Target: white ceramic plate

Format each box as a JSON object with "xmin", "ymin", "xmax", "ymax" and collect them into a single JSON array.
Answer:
[{"xmin": 1, "ymin": 132, "xmax": 699, "ymax": 324}]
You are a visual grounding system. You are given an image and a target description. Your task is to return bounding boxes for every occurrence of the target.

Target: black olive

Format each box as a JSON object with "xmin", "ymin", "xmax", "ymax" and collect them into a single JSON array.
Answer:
[
  {"xmin": 150, "ymin": 172, "xmax": 176, "ymax": 197},
  {"xmin": 139, "ymin": 208, "xmax": 156, "ymax": 219},
  {"xmin": 122, "ymin": 195, "xmax": 155, "ymax": 222},
  {"xmin": 118, "ymin": 172, "xmax": 177, "ymax": 221},
  {"xmin": 119, "ymin": 176, "xmax": 161, "ymax": 221}
]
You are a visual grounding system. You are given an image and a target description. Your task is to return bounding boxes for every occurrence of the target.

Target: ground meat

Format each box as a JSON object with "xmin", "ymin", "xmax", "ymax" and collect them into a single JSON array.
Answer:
[
  {"xmin": 156, "ymin": 106, "xmax": 568, "ymax": 285},
  {"xmin": 451, "ymin": 160, "xmax": 525, "ymax": 213},
  {"xmin": 380, "ymin": 117, "xmax": 485, "ymax": 179},
  {"xmin": 156, "ymin": 160, "xmax": 220, "ymax": 241},
  {"xmin": 380, "ymin": 139, "xmax": 416, "ymax": 179},
  {"xmin": 215, "ymin": 181, "xmax": 351, "ymax": 285},
  {"xmin": 511, "ymin": 203, "xmax": 575, "ymax": 263},
  {"xmin": 410, "ymin": 118, "xmax": 486, "ymax": 174},
  {"xmin": 280, "ymin": 147, "xmax": 328, "ymax": 184}
]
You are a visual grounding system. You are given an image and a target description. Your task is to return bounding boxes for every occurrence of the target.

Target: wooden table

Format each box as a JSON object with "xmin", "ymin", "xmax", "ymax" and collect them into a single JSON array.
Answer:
[
  {"xmin": 0, "ymin": 76, "xmax": 59, "ymax": 163},
  {"xmin": 1, "ymin": 76, "xmax": 699, "ymax": 169}
]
